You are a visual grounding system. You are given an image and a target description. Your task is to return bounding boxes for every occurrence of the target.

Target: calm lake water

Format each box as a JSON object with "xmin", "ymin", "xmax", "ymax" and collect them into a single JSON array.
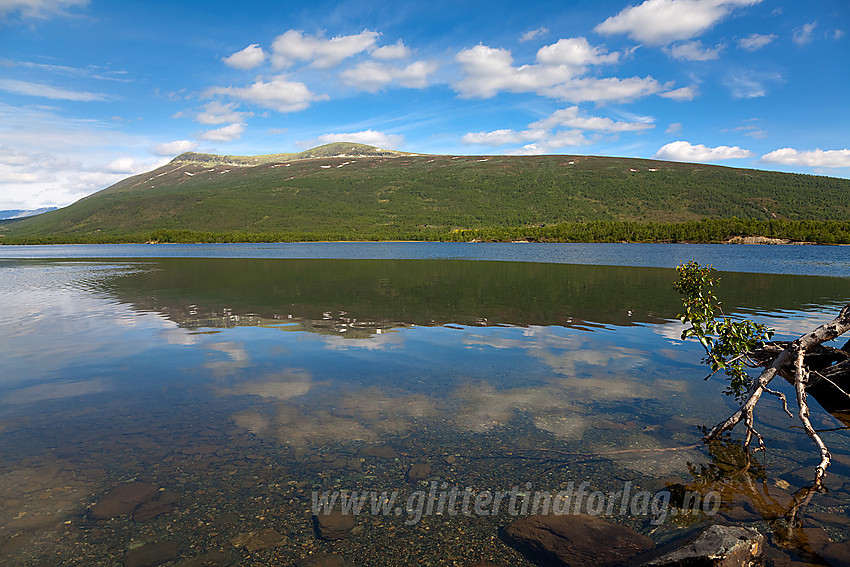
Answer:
[{"xmin": 0, "ymin": 243, "xmax": 848, "ymax": 566}]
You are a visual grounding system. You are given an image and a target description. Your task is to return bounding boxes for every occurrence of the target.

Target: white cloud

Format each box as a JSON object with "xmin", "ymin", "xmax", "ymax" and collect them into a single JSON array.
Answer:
[
  {"xmin": 793, "ymin": 22, "xmax": 817, "ymax": 45},
  {"xmin": 0, "ymin": 0, "xmax": 88, "ymax": 19},
  {"xmin": 832, "ymin": 29, "xmax": 845, "ymax": 40},
  {"xmin": 206, "ymin": 75, "xmax": 323, "ymax": 113},
  {"xmin": 153, "ymin": 140, "xmax": 198, "ymax": 156},
  {"xmin": 761, "ymin": 148, "xmax": 850, "ymax": 168},
  {"xmin": 455, "ymin": 39, "xmax": 632, "ymax": 100},
  {"xmin": 271, "ymin": 29, "xmax": 379, "ymax": 69},
  {"xmin": 665, "ymin": 40, "xmax": 724, "ymax": 60},
  {"xmin": 200, "ymin": 122, "xmax": 246, "ymax": 142},
  {"xmin": 340, "ymin": 60, "xmax": 437, "ymax": 92},
  {"xmin": 103, "ymin": 157, "xmax": 138, "ymax": 174},
  {"xmin": 535, "ymin": 37, "xmax": 620, "ymax": 68},
  {"xmin": 595, "ymin": 0, "xmax": 762, "ymax": 45},
  {"xmin": 371, "ymin": 40, "xmax": 411, "ymax": 60},
  {"xmin": 542, "ymin": 76, "xmax": 664, "ymax": 103},
  {"xmin": 454, "ymin": 42, "xmax": 661, "ymax": 104},
  {"xmin": 520, "ymin": 27, "xmax": 549, "ymax": 42},
  {"xmin": 654, "ymin": 140, "xmax": 754, "ymax": 161},
  {"xmin": 737, "ymin": 33, "xmax": 776, "ymax": 50},
  {"xmin": 0, "ymin": 103, "xmax": 167, "ymax": 209},
  {"xmin": 463, "ymin": 129, "xmax": 545, "ymax": 146},
  {"xmin": 724, "ymin": 71, "xmax": 781, "ymax": 99},
  {"xmin": 222, "ymin": 44, "xmax": 266, "ymax": 70},
  {"xmin": 660, "ymin": 85, "xmax": 698, "ymax": 100},
  {"xmin": 454, "ymin": 44, "xmax": 569, "ymax": 98},
  {"xmin": 195, "ymin": 101, "xmax": 252, "ymax": 125},
  {"xmin": 0, "ymin": 78, "xmax": 108, "ymax": 101},
  {"xmin": 313, "ymin": 130, "xmax": 404, "ymax": 149},
  {"xmin": 530, "ymin": 106, "xmax": 654, "ymax": 132},
  {"xmin": 463, "ymin": 106, "xmax": 655, "ymax": 154},
  {"xmin": 665, "ymin": 122, "xmax": 683, "ymax": 134}
]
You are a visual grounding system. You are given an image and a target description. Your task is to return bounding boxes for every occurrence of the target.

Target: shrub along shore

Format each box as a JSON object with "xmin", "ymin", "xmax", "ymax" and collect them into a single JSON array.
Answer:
[{"xmin": 3, "ymin": 219, "xmax": 850, "ymax": 245}]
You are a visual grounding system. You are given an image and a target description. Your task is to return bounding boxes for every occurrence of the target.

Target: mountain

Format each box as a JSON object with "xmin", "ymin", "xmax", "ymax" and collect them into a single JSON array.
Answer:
[
  {"xmin": 0, "ymin": 207, "xmax": 58, "ymax": 220},
  {"xmin": 2, "ymin": 143, "xmax": 849, "ymax": 243}
]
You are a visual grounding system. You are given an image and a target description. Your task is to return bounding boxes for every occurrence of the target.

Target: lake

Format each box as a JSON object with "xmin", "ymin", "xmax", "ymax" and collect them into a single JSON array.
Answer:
[{"xmin": 0, "ymin": 243, "xmax": 848, "ymax": 566}]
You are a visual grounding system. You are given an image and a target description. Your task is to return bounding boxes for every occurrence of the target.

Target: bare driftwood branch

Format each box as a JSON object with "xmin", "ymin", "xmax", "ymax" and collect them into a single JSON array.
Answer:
[{"xmin": 704, "ymin": 304, "xmax": 850, "ymax": 489}]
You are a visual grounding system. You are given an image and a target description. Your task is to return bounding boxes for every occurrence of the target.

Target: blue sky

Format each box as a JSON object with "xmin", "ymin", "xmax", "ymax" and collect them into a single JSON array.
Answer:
[{"xmin": 1, "ymin": 0, "xmax": 848, "ymax": 209}]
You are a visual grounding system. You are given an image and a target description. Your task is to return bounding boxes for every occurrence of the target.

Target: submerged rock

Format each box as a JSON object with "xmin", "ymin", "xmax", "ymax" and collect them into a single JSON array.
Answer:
[
  {"xmin": 501, "ymin": 514, "xmax": 654, "ymax": 567},
  {"xmin": 357, "ymin": 446, "xmax": 399, "ymax": 459},
  {"xmin": 172, "ymin": 549, "xmax": 236, "ymax": 567},
  {"xmin": 230, "ymin": 528, "xmax": 287, "ymax": 552},
  {"xmin": 632, "ymin": 524, "xmax": 764, "ymax": 567},
  {"xmin": 124, "ymin": 541, "xmax": 178, "ymax": 567},
  {"xmin": 89, "ymin": 482, "xmax": 159, "ymax": 519},
  {"xmin": 133, "ymin": 491, "xmax": 180, "ymax": 522},
  {"xmin": 312, "ymin": 509, "xmax": 355, "ymax": 541},
  {"xmin": 296, "ymin": 552, "xmax": 353, "ymax": 566},
  {"xmin": 406, "ymin": 462, "xmax": 431, "ymax": 482}
]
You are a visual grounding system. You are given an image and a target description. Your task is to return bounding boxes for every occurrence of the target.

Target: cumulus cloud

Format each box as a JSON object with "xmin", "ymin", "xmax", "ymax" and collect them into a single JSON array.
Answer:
[
  {"xmin": 595, "ymin": 0, "xmax": 762, "ymax": 45},
  {"xmin": 455, "ymin": 44, "xmax": 567, "ymax": 98},
  {"xmin": 312, "ymin": 130, "xmax": 404, "ymax": 149},
  {"xmin": 520, "ymin": 27, "xmax": 549, "ymax": 42},
  {"xmin": 530, "ymin": 106, "xmax": 654, "ymax": 132},
  {"xmin": 371, "ymin": 40, "xmax": 411, "ymax": 60},
  {"xmin": 793, "ymin": 22, "xmax": 817, "ymax": 45},
  {"xmin": 761, "ymin": 148, "xmax": 850, "ymax": 168},
  {"xmin": 665, "ymin": 40, "xmax": 724, "ymax": 60},
  {"xmin": 0, "ymin": 78, "xmax": 108, "ymax": 101},
  {"xmin": 654, "ymin": 140, "xmax": 754, "ymax": 161},
  {"xmin": 737, "ymin": 33, "xmax": 776, "ymax": 50},
  {"xmin": 0, "ymin": 103, "xmax": 167, "ymax": 209},
  {"xmin": 535, "ymin": 37, "xmax": 620, "ymax": 67},
  {"xmin": 271, "ymin": 29, "xmax": 379, "ymax": 69},
  {"xmin": 206, "ymin": 75, "xmax": 323, "ymax": 113},
  {"xmin": 222, "ymin": 44, "xmax": 266, "ymax": 70},
  {"xmin": 103, "ymin": 157, "xmax": 138, "ymax": 174},
  {"xmin": 0, "ymin": 0, "xmax": 88, "ymax": 19},
  {"xmin": 200, "ymin": 122, "xmax": 246, "ymax": 142},
  {"xmin": 195, "ymin": 101, "xmax": 253, "ymax": 125},
  {"xmin": 543, "ymin": 76, "xmax": 665, "ymax": 103},
  {"xmin": 660, "ymin": 85, "xmax": 698, "ymax": 100},
  {"xmin": 454, "ymin": 41, "xmax": 659, "ymax": 103},
  {"xmin": 340, "ymin": 60, "xmax": 437, "ymax": 92},
  {"xmin": 153, "ymin": 140, "xmax": 198, "ymax": 156},
  {"xmin": 462, "ymin": 106, "xmax": 652, "ymax": 154}
]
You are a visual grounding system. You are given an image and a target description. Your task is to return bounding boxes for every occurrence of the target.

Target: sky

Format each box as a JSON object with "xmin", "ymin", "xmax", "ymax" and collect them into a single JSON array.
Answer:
[{"xmin": 0, "ymin": 0, "xmax": 848, "ymax": 210}]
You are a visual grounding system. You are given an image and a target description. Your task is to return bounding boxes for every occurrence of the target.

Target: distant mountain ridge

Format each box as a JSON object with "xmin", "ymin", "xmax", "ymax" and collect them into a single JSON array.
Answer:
[
  {"xmin": 170, "ymin": 142, "xmax": 411, "ymax": 167},
  {"xmin": 0, "ymin": 207, "xmax": 58, "ymax": 220},
  {"xmin": 2, "ymin": 142, "xmax": 849, "ymax": 243}
]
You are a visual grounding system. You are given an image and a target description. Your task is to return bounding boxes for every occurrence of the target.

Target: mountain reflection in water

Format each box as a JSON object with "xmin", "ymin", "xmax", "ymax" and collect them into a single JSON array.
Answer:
[{"xmin": 0, "ymin": 256, "xmax": 848, "ymax": 566}]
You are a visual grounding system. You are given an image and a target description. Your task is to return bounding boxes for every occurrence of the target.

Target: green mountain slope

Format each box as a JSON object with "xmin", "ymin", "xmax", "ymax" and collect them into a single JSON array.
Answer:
[{"xmin": 3, "ymin": 143, "xmax": 850, "ymax": 242}]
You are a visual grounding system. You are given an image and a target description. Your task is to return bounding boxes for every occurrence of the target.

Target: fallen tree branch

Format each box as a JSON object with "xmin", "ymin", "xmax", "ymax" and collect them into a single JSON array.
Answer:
[{"xmin": 703, "ymin": 305, "xmax": 850, "ymax": 489}]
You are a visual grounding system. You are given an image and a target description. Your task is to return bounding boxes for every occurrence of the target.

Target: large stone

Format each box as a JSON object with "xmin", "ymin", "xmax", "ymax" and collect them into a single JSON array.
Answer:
[
  {"xmin": 817, "ymin": 541, "xmax": 850, "ymax": 566},
  {"xmin": 633, "ymin": 524, "xmax": 764, "ymax": 567},
  {"xmin": 501, "ymin": 514, "xmax": 654, "ymax": 567},
  {"xmin": 406, "ymin": 462, "xmax": 431, "ymax": 482},
  {"xmin": 133, "ymin": 491, "xmax": 180, "ymax": 522},
  {"xmin": 125, "ymin": 541, "xmax": 179, "ymax": 567},
  {"xmin": 90, "ymin": 482, "xmax": 159, "ymax": 519},
  {"xmin": 230, "ymin": 528, "xmax": 287, "ymax": 552},
  {"xmin": 312, "ymin": 510, "xmax": 355, "ymax": 541},
  {"xmin": 172, "ymin": 550, "xmax": 236, "ymax": 567},
  {"xmin": 296, "ymin": 552, "xmax": 353, "ymax": 567},
  {"xmin": 357, "ymin": 446, "xmax": 399, "ymax": 459}
]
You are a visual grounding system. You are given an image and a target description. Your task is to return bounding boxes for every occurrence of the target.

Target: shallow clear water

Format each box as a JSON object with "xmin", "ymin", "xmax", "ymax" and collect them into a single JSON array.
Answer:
[{"xmin": 0, "ymin": 244, "xmax": 848, "ymax": 566}]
